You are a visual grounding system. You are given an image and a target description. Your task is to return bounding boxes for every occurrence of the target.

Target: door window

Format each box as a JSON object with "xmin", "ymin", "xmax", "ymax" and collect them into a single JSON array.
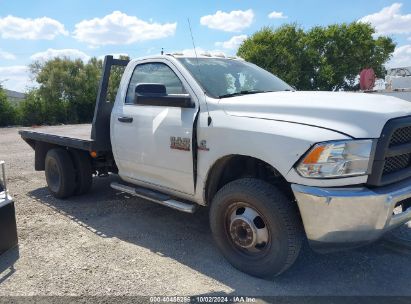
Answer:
[{"xmin": 125, "ymin": 63, "xmax": 186, "ymax": 104}]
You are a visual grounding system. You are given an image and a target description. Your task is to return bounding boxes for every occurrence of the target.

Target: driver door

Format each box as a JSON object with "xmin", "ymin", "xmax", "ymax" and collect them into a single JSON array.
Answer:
[{"xmin": 112, "ymin": 61, "xmax": 197, "ymax": 195}]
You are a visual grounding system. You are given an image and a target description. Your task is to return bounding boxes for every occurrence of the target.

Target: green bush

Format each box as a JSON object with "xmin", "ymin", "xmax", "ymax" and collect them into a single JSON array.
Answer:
[
  {"xmin": 0, "ymin": 87, "xmax": 18, "ymax": 127},
  {"xmin": 18, "ymin": 90, "xmax": 46, "ymax": 126}
]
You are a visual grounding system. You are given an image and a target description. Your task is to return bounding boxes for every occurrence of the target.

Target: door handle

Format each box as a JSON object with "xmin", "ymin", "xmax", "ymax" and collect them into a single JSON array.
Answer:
[{"xmin": 118, "ymin": 116, "xmax": 133, "ymax": 123}]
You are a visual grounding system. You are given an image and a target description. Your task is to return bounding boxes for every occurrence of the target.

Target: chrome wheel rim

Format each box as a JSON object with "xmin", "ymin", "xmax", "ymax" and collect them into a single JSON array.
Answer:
[{"xmin": 226, "ymin": 203, "xmax": 270, "ymax": 255}]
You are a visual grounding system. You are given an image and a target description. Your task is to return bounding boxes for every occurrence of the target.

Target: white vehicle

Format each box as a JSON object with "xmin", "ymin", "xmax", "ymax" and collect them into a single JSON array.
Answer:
[{"xmin": 20, "ymin": 54, "xmax": 411, "ymax": 277}]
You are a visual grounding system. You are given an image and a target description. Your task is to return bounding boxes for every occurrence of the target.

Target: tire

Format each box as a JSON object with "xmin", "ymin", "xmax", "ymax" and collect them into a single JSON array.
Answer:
[
  {"xmin": 70, "ymin": 150, "xmax": 93, "ymax": 195},
  {"xmin": 45, "ymin": 148, "xmax": 76, "ymax": 199},
  {"xmin": 209, "ymin": 178, "xmax": 303, "ymax": 278}
]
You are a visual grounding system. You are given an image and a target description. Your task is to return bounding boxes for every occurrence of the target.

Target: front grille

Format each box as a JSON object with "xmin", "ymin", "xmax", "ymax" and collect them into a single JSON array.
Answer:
[
  {"xmin": 390, "ymin": 126, "xmax": 411, "ymax": 147},
  {"xmin": 368, "ymin": 116, "xmax": 411, "ymax": 186},
  {"xmin": 383, "ymin": 153, "xmax": 411, "ymax": 174}
]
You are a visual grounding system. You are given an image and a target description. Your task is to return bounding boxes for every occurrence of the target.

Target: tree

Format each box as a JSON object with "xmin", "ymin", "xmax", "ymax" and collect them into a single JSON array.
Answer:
[
  {"xmin": 18, "ymin": 90, "xmax": 46, "ymax": 126},
  {"xmin": 30, "ymin": 58, "xmax": 99, "ymax": 124},
  {"xmin": 237, "ymin": 23, "xmax": 395, "ymax": 91},
  {"xmin": 0, "ymin": 85, "xmax": 18, "ymax": 127},
  {"xmin": 29, "ymin": 55, "xmax": 129, "ymax": 125},
  {"xmin": 237, "ymin": 25, "xmax": 308, "ymax": 89}
]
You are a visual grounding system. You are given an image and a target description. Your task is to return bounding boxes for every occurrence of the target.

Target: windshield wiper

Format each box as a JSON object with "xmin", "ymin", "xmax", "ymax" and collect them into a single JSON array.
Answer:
[{"xmin": 218, "ymin": 90, "xmax": 268, "ymax": 99}]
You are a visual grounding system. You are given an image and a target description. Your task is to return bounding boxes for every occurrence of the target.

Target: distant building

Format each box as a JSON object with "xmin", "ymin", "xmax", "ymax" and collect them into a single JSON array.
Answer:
[{"xmin": 4, "ymin": 89, "xmax": 26, "ymax": 105}]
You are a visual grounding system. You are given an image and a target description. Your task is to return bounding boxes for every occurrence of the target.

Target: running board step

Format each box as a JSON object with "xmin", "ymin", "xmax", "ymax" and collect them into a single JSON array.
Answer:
[{"xmin": 110, "ymin": 182, "xmax": 197, "ymax": 213}]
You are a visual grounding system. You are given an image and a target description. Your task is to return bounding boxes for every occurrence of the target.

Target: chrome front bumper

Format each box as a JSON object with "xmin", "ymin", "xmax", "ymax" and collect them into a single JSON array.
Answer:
[{"xmin": 292, "ymin": 178, "xmax": 411, "ymax": 252}]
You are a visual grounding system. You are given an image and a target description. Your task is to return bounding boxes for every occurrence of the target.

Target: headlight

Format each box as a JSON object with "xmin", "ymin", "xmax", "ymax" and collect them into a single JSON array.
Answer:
[{"xmin": 296, "ymin": 140, "xmax": 374, "ymax": 178}]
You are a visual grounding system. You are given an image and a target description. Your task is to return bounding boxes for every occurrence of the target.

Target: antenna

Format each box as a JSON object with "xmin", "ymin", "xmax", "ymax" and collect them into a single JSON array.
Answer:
[
  {"xmin": 187, "ymin": 18, "xmax": 200, "ymax": 65},
  {"xmin": 187, "ymin": 18, "xmax": 212, "ymax": 126}
]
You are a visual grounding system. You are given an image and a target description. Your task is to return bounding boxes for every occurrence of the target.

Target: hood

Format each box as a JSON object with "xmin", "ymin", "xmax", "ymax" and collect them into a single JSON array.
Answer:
[{"xmin": 221, "ymin": 91, "xmax": 411, "ymax": 138}]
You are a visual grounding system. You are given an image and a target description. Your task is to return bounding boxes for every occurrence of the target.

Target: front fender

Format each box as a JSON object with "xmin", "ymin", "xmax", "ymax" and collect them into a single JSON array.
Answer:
[{"xmin": 194, "ymin": 112, "xmax": 354, "ymax": 203}]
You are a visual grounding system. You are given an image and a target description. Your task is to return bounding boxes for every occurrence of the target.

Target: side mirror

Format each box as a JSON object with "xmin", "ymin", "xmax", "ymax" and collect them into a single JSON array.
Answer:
[
  {"xmin": 135, "ymin": 83, "xmax": 166, "ymax": 96},
  {"xmin": 134, "ymin": 83, "xmax": 194, "ymax": 108}
]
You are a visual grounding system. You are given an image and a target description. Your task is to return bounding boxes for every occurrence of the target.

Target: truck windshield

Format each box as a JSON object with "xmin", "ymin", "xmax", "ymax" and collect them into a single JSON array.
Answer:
[{"xmin": 177, "ymin": 57, "xmax": 293, "ymax": 98}]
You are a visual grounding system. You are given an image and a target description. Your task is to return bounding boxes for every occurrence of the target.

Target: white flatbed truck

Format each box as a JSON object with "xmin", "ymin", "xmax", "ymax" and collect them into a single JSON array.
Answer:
[{"xmin": 20, "ymin": 54, "xmax": 411, "ymax": 277}]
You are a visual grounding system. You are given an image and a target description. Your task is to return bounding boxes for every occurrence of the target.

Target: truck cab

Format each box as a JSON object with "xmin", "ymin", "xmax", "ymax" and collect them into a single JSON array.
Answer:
[
  {"xmin": 111, "ymin": 56, "xmax": 200, "ymax": 197},
  {"xmin": 20, "ymin": 54, "xmax": 411, "ymax": 278}
]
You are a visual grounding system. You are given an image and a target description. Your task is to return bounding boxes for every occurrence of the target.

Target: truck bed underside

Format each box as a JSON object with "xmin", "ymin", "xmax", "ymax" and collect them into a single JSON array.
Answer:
[{"xmin": 19, "ymin": 124, "xmax": 94, "ymax": 151}]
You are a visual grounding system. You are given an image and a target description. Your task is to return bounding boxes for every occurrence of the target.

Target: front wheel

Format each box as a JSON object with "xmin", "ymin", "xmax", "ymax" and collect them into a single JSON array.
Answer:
[{"xmin": 209, "ymin": 178, "xmax": 303, "ymax": 278}]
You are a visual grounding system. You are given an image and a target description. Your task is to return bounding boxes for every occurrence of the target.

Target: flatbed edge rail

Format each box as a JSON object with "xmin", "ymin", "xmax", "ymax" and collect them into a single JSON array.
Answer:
[{"xmin": 19, "ymin": 130, "xmax": 94, "ymax": 151}]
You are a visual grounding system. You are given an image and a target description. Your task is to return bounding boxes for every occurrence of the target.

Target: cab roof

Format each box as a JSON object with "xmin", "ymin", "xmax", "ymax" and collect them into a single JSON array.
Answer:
[{"xmin": 166, "ymin": 52, "xmax": 243, "ymax": 60}]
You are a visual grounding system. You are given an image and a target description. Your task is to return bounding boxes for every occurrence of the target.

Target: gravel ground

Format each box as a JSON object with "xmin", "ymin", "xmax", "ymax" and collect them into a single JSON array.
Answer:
[{"xmin": 0, "ymin": 125, "xmax": 410, "ymax": 297}]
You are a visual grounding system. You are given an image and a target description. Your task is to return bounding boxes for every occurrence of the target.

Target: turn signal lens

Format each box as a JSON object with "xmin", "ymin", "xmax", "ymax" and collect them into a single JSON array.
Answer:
[{"xmin": 302, "ymin": 145, "xmax": 326, "ymax": 164}]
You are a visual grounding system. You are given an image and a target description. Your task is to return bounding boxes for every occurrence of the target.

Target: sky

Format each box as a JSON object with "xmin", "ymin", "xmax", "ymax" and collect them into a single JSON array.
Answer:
[{"xmin": 1, "ymin": 0, "xmax": 411, "ymax": 92}]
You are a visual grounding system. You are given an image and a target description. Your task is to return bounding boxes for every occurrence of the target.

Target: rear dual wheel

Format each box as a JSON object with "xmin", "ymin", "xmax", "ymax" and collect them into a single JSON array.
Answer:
[{"xmin": 45, "ymin": 148, "xmax": 93, "ymax": 198}]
